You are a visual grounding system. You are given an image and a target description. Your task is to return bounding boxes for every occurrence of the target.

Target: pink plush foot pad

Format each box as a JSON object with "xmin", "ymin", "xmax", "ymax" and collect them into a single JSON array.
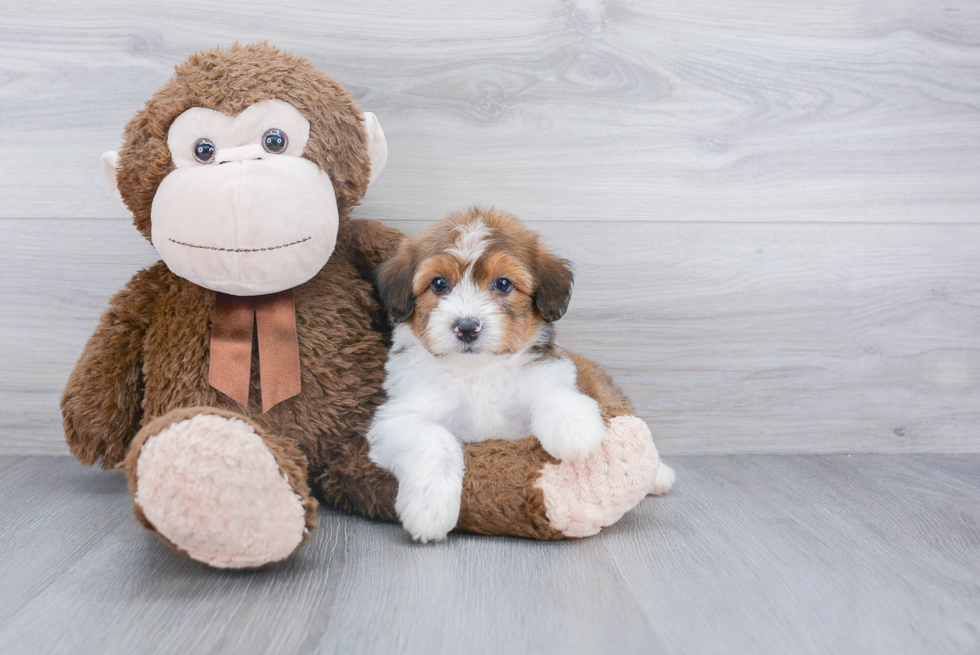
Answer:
[
  {"xmin": 535, "ymin": 415, "xmax": 665, "ymax": 538},
  {"xmin": 135, "ymin": 414, "xmax": 307, "ymax": 568}
]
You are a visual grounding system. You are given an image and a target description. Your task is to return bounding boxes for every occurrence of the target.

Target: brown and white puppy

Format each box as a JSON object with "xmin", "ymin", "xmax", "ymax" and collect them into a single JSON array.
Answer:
[{"xmin": 368, "ymin": 206, "xmax": 608, "ymax": 542}]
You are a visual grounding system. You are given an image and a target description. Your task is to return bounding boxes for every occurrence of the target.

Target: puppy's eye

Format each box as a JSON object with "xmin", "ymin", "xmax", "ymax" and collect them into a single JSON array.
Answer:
[
  {"xmin": 431, "ymin": 277, "xmax": 450, "ymax": 294},
  {"xmin": 493, "ymin": 278, "xmax": 513, "ymax": 293},
  {"xmin": 193, "ymin": 138, "xmax": 216, "ymax": 164},
  {"xmin": 262, "ymin": 128, "xmax": 288, "ymax": 154}
]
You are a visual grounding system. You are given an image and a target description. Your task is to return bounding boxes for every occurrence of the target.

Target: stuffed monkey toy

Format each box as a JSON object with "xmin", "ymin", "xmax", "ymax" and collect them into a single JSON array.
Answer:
[{"xmin": 62, "ymin": 43, "xmax": 668, "ymax": 568}]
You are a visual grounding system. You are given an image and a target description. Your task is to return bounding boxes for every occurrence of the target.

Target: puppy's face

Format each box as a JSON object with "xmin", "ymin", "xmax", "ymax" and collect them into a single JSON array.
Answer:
[{"xmin": 377, "ymin": 208, "xmax": 573, "ymax": 358}]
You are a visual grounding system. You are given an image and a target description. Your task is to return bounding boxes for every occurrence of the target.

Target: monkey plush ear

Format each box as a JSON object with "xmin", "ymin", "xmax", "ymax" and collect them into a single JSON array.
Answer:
[
  {"xmin": 374, "ymin": 245, "xmax": 416, "ymax": 322},
  {"xmin": 363, "ymin": 112, "xmax": 388, "ymax": 185},
  {"xmin": 101, "ymin": 151, "xmax": 125, "ymax": 204},
  {"xmin": 533, "ymin": 249, "xmax": 574, "ymax": 322}
]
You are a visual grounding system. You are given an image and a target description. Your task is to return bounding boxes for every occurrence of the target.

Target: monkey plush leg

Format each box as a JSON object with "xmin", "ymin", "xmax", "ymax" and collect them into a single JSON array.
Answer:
[
  {"xmin": 310, "ymin": 427, "xmax": 657, "ymax": 541},
  {"xmin": 313, "ymin": 417, "xmax": 662, "ymax": 541},
  {"xmin": 313, "ymin": 353, "xmax": 671, "ymax": 540},
  {"xmin": 459, "ymin": 354, "xmax": 672, "ymax": 539},
  {"xmin": 119, "ymin": 407, "xmax": 318, "ymax": 569},
  {"xmin": 532, "ymin": 416, "xmax": 663, "ymax": 537},
  {"xmin": 457, "ymin": 416, "xmax": 660, "ymax": 539},
  {"xmin": 566, "ymin": 352, "xmax": 676, "ymax": 497}
]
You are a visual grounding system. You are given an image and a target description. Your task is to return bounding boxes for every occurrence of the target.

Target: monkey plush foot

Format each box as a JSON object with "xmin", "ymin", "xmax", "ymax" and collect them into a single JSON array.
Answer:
[
  {"xmin": 121, "ymin": 408, "xmax": 317, "ymax": 569},
  {"xmin": 535, "ymin": 415, "xmax": 665, "ymax": 538}
]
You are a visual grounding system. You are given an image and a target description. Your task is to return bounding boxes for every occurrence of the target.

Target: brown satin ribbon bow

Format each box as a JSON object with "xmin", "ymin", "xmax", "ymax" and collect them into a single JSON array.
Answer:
[{"xmin": 208, "ymin": 290, "xmax": 302, "ymax": 413}]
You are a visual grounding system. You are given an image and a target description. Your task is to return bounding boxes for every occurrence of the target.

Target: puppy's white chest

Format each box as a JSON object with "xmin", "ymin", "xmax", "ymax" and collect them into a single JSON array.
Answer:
[{"xmin": 449, "ymin": 367, "xmax": 530, "ymax": 443}]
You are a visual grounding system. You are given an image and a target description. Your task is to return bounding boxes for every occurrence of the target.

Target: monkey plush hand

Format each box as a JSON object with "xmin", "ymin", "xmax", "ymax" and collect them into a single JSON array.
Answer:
[{"xmin": 61, "ymin": 43, "xmax": 667, "ymax": 568}]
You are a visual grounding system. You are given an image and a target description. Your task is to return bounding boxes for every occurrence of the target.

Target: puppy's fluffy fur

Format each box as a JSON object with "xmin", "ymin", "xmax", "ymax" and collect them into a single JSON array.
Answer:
[{"xmin": 369, "ymin": 207, "xmax": 610, "ymax": 542}]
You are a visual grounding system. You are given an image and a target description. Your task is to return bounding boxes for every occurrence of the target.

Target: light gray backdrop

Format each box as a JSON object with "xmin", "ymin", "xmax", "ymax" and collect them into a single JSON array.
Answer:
[{"xmin": 2, "ymin": 0, "xmax": 979, "ymax": 455}]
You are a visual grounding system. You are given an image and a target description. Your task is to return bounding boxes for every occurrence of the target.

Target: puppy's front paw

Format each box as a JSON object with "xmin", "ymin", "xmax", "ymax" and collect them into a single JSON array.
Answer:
[
  {"xmin": 532, "ymin": 395, "xmax": 607, "ymax": 462},
  {"xmin": 396, "ymin": 475, "xmax": 463, "ymax": 543}
]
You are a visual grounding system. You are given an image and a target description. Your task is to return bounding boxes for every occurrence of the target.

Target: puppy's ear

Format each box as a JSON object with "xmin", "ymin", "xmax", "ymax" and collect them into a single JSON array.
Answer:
[
  {"xmin": 374, "ymin": 245, "xmax": 416, "ymax": 322},
  {"xmin": 533, "ymin": 248, "xmax": 574, "ymax": 322}
]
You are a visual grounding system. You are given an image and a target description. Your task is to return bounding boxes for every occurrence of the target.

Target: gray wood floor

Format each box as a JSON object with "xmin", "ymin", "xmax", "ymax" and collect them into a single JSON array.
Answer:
[{"xmin": 1, "ymin": 455, "xmax": 977, "ymax": 654}]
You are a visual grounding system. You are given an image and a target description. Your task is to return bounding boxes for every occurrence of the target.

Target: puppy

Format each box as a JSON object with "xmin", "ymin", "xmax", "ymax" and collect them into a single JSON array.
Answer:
[{"xmin": 369, "ymin": 206, "xmax": 613, "ymax": 543}]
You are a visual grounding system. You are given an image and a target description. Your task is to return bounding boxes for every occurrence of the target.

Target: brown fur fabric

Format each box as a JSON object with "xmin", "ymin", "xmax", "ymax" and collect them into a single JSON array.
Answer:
[
  {"xmin": 61, "ymin": 44, "xmax": 644, "ymax": 561},
  {"xmin": 567, "ymin": 351, "xmax": 636, "ymax": 422},
  {"xmin": 458, "ymin": 437, "xmax": 564, "ymax": 540}
]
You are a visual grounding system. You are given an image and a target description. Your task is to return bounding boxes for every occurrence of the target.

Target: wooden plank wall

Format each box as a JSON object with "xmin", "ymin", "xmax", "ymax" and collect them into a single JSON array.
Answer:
[{"xmin": 2, "ymin": 0, "xmax": 979, "ymax": 455}]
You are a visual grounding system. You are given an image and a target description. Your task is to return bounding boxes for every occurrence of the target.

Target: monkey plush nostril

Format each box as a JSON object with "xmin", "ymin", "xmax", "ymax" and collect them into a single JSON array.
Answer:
[
  {"xmin": 453, "ymin": 318, "xmax": 482, "ymax": 344},
  {"xmin": 213, "ymin": 143, "xmax": 266, "ymax": 165}
]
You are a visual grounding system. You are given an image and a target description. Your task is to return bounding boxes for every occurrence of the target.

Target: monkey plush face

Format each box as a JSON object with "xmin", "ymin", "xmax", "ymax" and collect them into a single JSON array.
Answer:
[
  {"xmin": 151, "ymin": 99, "xmax": 338, "ymax": 295},
  {"xmin": 102, "ymin": 43, "xmax": 387, "ymax": 296}
]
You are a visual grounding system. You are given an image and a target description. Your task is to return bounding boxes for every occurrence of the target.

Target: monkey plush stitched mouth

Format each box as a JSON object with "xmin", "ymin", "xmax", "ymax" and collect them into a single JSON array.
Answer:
[{"xmin": 102, "ymin": 100, "xmax": 387, "ymax": 296}]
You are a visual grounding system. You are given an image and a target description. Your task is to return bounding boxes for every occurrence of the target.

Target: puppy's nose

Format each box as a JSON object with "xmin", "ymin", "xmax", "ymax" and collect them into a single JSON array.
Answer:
[{"xmin": 453, "ymin": 317, "xmax": 482, "ymax": 343}]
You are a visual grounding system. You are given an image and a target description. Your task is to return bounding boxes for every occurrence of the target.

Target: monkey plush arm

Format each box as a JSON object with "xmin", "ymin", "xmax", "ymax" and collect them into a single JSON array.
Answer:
[
  {"xmin": 456, "ymin": 357, "xmax": 655, "ymax": 540},
  {"xmin": 341, "ymin": 219, "xmax": 405, "ymax": 281},
  {"xmin": 61, "ymin": 270, "xmax": 156, "ymax": 469}
]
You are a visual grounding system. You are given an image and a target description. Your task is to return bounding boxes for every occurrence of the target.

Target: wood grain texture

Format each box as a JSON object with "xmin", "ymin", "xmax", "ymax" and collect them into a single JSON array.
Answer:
[
  {"xmin": 0, "ymin": 455, "xmax": 977, "ymax": 654},
  {"xmin": 1, "ymin": 0, "xmax": 979, "ymax": 222},
  {"xmin": 2, "ymin": 218, "xmax": 978, "ymax": 455}
]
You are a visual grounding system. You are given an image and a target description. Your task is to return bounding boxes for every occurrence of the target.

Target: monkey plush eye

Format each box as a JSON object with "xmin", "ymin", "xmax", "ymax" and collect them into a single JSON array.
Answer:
[
  {"xmin": 262, "ymin": 128, "xmax": 288, "ymax": 154},
  {"xmin": 193, "ymin": 138, "xmax": 216, "ymax": 164},
  {"xmin": 431, "ymin": 277, "xmax": 450, "ymax": 294},
  {"xmin": 493, "ymin": 278, "xmax": 513, "ymax": 293}
]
